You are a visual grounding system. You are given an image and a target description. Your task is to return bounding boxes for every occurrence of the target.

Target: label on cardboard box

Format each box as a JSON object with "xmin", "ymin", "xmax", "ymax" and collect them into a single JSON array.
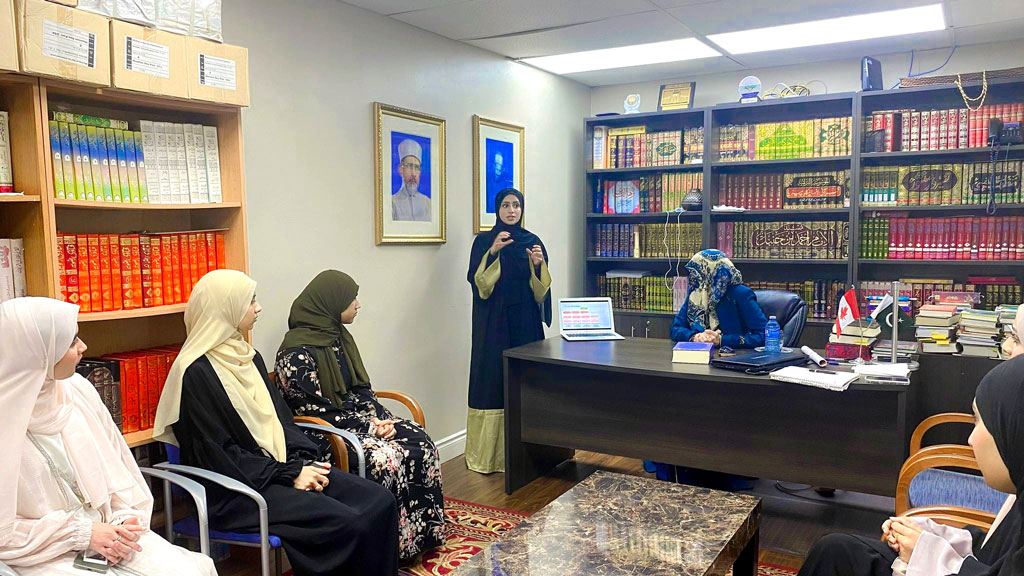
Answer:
[
  {"xmin": 42, "ymin": 18, "xmax": 96, "ymax": 68},
  {"xmin": 197, "ymin": 53, "xmax": 235, "ymax": 91},
  {"xmin": 125, "ymin": 35, "xmax": 169, "ymax": 78}
]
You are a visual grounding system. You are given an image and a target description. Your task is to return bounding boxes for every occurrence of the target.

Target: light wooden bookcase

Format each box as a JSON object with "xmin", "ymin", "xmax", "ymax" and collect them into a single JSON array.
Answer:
[{"xmin": 1, "ymin": 73, "xmax": 249, "ymax": 447}]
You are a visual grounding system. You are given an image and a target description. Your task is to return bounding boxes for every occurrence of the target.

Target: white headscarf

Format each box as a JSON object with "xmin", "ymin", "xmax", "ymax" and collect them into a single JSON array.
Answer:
[
  {"xmin": 0, "ymin": 298, "xmax": 137, "ymax": 545},
  {"xmin": 153, "ymin": 270, "xmax": 287, "ymax": 462}
]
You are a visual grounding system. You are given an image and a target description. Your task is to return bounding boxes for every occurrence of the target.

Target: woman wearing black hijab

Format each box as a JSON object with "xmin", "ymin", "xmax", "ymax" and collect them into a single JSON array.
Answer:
[
  {"xmin": 797, "ymin": 353, "xmax": 1024, "ymax": 576},
  {"xmin": 466, "ymin": 188, "xmax": 551, "ymax": 474}
]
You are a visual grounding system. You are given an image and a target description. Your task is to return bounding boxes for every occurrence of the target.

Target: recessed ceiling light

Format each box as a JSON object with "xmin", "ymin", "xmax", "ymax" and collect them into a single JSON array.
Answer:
[
  {"xmin": 519, "ymin": 38, "xmax": 721, "ymax": 74},
  {"xmin": 707, "ymin": 4, "xmax": 946, "ymax": 55}
]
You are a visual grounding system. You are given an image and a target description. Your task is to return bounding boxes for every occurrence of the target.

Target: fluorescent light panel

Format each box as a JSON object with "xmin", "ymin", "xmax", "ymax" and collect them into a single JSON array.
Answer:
[
  {"xmin": 707, "ymin": 4, "xmax": 946, "ymax": 55},
  {"xmin": 520, "ymin": 38, "xmax": 720, "ymax": 74}
]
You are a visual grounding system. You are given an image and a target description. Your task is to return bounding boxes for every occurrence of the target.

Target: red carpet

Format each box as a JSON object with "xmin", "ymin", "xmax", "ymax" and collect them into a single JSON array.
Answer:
[{"xmin": 399, "ymin": 498, "xmax": 799, "ymax": 576}]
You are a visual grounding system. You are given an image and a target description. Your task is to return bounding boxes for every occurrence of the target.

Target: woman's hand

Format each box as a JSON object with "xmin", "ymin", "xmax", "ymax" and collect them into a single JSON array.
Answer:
[
  {"xmin": 889, "ymin": 518, "xmax": 923, "ymax": 562},
  {"xmin": 371, "ymin": 417, "xmax": 397, "ymax": 440},
  {"xmin": 527, "ymin": 245, "xmax": 544, "ymax": 267},
  {"xmin": 90, "ymin": 521, "xmax": 144, "ymax": 565},
  {"xmin": 692, "ymin": 330, "xmax": 721, "ymax": 345},
  {"xmin": 489, "ymin": 231, "xmax": 513, "ymax": 256},
  {"xmin": 293, "ymin": 463, "xmax": 331, "ymax": 492}
]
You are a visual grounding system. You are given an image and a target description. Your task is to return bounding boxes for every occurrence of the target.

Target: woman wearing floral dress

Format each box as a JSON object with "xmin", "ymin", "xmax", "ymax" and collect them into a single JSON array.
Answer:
[{"xmin": 275, "ymin": 270, "xmax": 445, "ymax": 561}]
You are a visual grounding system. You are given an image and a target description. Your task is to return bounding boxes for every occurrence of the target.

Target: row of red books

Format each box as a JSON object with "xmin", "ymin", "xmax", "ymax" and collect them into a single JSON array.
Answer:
[
  {"xmin": 76, "ymin": 345, "xmax": 181, "ymax": 433},
  {"xmin": 869, "ymin": 104, "xmax": 1024, "ymax": 152},
  {"xmin": 57, "ymin": 231, "xmax": 226, "ymax": 313},
  {"xmin": 870, "ymin": 216, "xmax": 1024, "ymax": 261}
]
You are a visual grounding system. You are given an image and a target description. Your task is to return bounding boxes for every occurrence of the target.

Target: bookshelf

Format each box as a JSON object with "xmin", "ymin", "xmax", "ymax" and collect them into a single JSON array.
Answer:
[
  {"xmin": 584, "ymin": 80, "xmax": 1024, "ymax": 345},
  {"xmin": 2, "ymin": 75, "xmax": 249, "ymax": 448}
]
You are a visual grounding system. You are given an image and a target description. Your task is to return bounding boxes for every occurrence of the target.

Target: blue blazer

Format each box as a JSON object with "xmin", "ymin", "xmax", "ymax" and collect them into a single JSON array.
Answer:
[{"xmin": 670, "ymin": 284, "xmax": 768, "ymax": 349}]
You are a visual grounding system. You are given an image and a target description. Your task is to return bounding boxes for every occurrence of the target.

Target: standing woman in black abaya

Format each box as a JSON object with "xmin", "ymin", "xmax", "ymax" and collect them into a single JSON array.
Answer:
[{"xmin": 466, "ymin": 188, "xmax": 551, "ymax": 474}]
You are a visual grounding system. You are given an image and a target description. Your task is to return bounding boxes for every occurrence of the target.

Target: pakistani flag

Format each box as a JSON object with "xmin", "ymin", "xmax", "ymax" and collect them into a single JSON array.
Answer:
[{"xmin": 871, "ymin": 293, "xmax": 915, "ymax": 340}]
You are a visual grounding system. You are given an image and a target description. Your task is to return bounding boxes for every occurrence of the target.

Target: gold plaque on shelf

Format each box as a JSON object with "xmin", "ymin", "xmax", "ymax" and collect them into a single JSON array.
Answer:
[{"xmin": 658, "ymin": 82, "xmax": 695, "ymax": 111}]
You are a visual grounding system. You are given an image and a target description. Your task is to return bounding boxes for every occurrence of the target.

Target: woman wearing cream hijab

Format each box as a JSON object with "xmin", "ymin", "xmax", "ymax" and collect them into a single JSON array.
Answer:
[
  {"xmin": 152, "ymin": 270, "xmax": 399, "ymax": 576},
  {"xmin": 0, "ymin": 297, "xmax": 215, "ymax": 575}
]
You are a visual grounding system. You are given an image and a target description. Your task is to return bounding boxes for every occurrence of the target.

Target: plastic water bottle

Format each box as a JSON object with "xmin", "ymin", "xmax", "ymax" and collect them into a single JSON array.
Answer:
[{"xmin": 764, "ymin": 316, "xmax": 782, "ymax": 353}]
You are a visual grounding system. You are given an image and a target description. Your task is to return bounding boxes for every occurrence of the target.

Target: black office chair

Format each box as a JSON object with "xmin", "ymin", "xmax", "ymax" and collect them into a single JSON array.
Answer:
[{"xmin": 753, "ymin": 290, "xmax": 807, "ymax": 347}]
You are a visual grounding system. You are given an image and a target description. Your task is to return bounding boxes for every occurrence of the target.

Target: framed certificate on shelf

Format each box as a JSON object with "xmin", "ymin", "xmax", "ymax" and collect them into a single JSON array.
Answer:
[{"xmin": 658, "ymin": 82, "xmax": 695, "ymax": 111}]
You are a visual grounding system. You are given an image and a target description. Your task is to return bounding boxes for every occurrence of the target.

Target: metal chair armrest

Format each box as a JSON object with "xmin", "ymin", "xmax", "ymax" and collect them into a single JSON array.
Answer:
[
  {"xmin": 295, "ymin": 422, "xmax": 366, "ymax": 478},
  {"xmin": 139, "ymin": 467, "xmax": 210, "ymax": 556},
  {"xmin": 154, "ymin": 463, "xmax": 272, "ymax": 576},
  {"xmin": 0, "ymin": 560, "xmax": 17, "ymax": 576}
]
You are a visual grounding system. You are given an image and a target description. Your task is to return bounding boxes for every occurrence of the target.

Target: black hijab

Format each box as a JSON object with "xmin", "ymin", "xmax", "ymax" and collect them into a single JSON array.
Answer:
[
  {"xmin": 973, "ymin": 354, "xmax": 1024, "ymax": 575},
  {"xmin": 468, "ymin": 188, "xmax": 551, "ymax": 326}
]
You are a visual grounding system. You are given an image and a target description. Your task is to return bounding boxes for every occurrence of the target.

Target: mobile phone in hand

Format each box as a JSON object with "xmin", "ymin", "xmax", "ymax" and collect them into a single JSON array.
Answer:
[{"xmin": 73, "ymin": 551, "xmax": 109, "ymax": 573}]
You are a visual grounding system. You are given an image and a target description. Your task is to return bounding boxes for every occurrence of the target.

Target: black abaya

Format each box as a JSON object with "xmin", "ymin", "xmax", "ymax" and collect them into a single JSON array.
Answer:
[{"xmin": 172, "ymin": 351, "xmax": 399, "ymax": 576}]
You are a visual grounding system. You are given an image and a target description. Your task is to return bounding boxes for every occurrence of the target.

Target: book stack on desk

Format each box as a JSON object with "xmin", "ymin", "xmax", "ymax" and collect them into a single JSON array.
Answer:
[
  {"xmin": 872, "ymin": 339, "xmax": 920, "ymax": 361},
  {"xmin": 915, "ymin": 305, "xmax": 961, "ymax": 354},
  {"xmin": 826, "ymin": 320, "xmax": 880, "ymax": 360},
  {"xmin": 958, "ymin": 309, "xmax": 1002, "ymax": 358}
]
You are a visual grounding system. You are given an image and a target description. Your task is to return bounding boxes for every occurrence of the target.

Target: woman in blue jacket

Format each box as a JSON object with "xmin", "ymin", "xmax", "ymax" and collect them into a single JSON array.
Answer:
[
  {"xmin": 654, "ymin": 250, "xmax": 768, "ymax": 489},
  {"xmin": 670, "ymin": 249, "xmax": 767, "ymax": 348}
]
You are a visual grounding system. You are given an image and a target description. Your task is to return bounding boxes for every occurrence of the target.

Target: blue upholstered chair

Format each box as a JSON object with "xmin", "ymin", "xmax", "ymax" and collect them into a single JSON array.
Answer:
[
  {"xmin": 896, "ymin": 413, "xmax": 1004, "ymax": 530},
  {"xmin": 156, "ymin": 420, "xmax": 366, "ymax": 576},
  {"xmin": 752, "ymin": 290, "xmax": 807, "ymax": 347}
]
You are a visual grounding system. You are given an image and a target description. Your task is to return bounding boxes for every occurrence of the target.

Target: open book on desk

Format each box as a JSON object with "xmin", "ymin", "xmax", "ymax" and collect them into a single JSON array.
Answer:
[{"xmin": 769, "ymin": 366, "xmax": 860, "ymax": 392}]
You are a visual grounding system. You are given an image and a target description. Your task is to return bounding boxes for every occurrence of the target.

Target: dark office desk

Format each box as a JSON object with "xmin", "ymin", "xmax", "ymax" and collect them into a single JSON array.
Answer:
[{"xmin": 503, "ymin": 337, "xmax": 916, "ymax": 496}]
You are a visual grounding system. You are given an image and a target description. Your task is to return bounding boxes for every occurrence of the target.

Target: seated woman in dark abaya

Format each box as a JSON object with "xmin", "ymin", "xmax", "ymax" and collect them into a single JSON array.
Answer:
[
  {"xmin": 799, "ymin": 328, "xmax": 1024, "ymax": 576},
  {"xmin": 276, "ymin": 270, "xmax": 445, "ymax": 561},
  {"xmin": 152, "ymin": 270, "xmax": 400, "ymax": 576}
]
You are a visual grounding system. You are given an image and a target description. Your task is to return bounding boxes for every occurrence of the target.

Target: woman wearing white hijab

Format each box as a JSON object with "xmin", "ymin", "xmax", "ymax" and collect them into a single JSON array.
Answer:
[
  {"xmin": 152, "ymin": 270, "xmax": 399, "ymax": 576},
  {"xmin": 0, "ymin": 297, "xmax": 216, "ymax": 575}
]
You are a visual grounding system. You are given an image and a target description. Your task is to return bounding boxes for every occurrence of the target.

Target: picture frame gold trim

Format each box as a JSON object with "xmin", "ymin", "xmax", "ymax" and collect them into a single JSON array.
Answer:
[
  {"xmin": 658, "ymin": 82, "xmax": 695, "ymax": 111},
  {"xmin": 473, "ymin": 114, "xmax": 525, "ymax": 234},
  {"xmin": 374, "ymin": 102, "xmax": 447, "ymax": 245}
]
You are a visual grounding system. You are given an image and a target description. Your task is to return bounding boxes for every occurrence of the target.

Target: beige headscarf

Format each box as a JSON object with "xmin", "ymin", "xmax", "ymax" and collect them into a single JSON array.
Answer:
[
  {"xmin": 1016, "ymin": 305, "xmax": 1024, "ymax": 343},
  {"xmin": 0, "ymin": 298, "xmax": 138, "ymax": 545},
  {"xmin": 153, "ymin": 270, "xmax": 287, "ymax": 462}
]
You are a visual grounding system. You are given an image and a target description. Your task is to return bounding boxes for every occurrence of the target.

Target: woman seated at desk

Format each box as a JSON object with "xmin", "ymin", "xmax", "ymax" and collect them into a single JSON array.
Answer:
[
  {"xmin": 654, "ymin": 249, "xmax": 768, "ymax": 489},
  {"xmin": 670, "ymin": 249, "xmax": 768, "ymax": 349}
]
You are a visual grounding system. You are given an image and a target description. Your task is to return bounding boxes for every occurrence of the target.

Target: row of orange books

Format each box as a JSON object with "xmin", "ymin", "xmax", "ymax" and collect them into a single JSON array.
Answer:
[
  {"xmin": 77, "ymin": 345, "xmax": 182, "ymax": 433},
  {"xmin": 57, "ymin": 230, "xmax": 226, "ymax": 313}
]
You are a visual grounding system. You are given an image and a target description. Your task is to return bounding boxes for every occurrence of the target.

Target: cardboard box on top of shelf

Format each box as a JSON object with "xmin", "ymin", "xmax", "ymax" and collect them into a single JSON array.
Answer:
[
  {"xmin": 185, "ymin": 36, "xmax": 247, "ymax": 107},
  {"xmin": 1, "ymin": 0, "xmax": 17, "ymax": 72},
  {"xmin": 14, "ymin": 0, "xmax": 110, "ymax": 86},
  {"xmin": 110, "ymin": 19, "xmax": 186, "ymax": 98}
]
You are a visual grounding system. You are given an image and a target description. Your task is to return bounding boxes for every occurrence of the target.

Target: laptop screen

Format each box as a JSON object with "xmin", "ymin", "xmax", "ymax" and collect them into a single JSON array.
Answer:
[{"xmin": 559, "ymin": 299, "xmax": 614, "ymax": 331}]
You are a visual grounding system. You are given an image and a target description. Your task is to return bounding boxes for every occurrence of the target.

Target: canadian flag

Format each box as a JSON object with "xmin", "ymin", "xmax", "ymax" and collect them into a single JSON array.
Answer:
[{"xmin": 835, "ymin": 289, "xmax": 860, "ymax": 337}]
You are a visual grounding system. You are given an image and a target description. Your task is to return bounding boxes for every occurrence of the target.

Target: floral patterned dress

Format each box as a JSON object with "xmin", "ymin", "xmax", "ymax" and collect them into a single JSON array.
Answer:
[{"xmin": 275, "ymin": 344, "xmax": 445, "ymax": 561}]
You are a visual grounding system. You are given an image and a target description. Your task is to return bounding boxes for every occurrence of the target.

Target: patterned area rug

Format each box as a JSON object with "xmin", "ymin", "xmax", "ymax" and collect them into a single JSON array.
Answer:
[
  {"xmin": 399, "ymin": 498, "xmax": 798, "ymax": 576},
  {"xmin": 400, "ymin": 498, "xmax": 527, "ymax": 576}
]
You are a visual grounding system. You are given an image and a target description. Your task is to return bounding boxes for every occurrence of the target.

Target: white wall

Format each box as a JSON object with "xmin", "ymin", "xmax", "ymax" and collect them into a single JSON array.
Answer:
[
  {"xmin": 223, "ymin": 0, "xmax": 590, "ymax": 460},
  {"xmin": 591, "ymin": 39, "xmax": 1024, "ymax": 115}
]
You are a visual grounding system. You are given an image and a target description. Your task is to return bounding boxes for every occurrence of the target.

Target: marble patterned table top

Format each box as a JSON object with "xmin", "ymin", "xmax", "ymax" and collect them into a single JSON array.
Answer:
[{"xmin": 453, "ymin": 471, "xmax": 762, "ymax": 576}]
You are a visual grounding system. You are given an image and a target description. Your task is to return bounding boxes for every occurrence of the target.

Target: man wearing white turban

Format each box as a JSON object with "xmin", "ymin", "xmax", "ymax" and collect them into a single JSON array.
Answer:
[{"xmin": 392, "ymin": 138, "xmax": 431, "ymax": 222}]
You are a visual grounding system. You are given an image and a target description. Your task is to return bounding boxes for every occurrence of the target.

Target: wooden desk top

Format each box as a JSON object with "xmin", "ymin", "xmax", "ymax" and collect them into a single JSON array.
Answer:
[{"xmin": 504, "ymin": 337, "xmax": 910, "ymax": 392}]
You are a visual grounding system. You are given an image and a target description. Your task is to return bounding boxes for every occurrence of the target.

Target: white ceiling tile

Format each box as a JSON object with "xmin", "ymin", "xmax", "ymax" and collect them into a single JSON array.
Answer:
[
  {"xmin": 953, "ymin": 18, "xmax": 1024, "ymax": 46},
  {"xmin": 465, "ymin": 11, "xmax": 695, "ymax": 58},
  {"xmin": 729, "ymin": 30, "xmax": 953, "ymax": 70},
  {"xmin": 648, "ymin": 0, "xmax": 719, "ymax": 7},
  {"xmin": 392, "ymin": 0, "xmax": 659, "ymax": 40},
  {"xmin": 563, "ymin": 56, "xmax": 743, "ymax": 86},
  {"xmin": 341, "ymin": 0, "xmax": 467, "ymax": 16},
  {"xmin": 668, "ymin": 0, "xmax": 939, "ymax": 36},
  {"xmin": 947, "ymin": 0, "xmax": 1024, "ymax": 28}
]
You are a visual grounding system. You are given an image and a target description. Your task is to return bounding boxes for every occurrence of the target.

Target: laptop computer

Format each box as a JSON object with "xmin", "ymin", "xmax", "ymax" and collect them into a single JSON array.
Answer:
[
  {"xmin": 710, "ymin": 349, "xmax": 808, "ymax": 374},
  {"xmin": 558, "ymin": 297, "xmax": 624, "ymax": 341}
]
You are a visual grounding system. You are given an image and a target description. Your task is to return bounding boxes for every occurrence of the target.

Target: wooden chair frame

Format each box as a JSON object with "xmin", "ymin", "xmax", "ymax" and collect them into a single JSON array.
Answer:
[{"xmin": 896, "ymin": 412, "xmax": 997, "ymax": 530}]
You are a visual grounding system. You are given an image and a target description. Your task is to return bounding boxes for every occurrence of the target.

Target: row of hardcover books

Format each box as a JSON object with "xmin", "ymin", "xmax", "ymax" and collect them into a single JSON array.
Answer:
[
  {"xmin": 0, "ymin": 112, "xmax": 11, "ymax": 193},
  {"xmin": 860, "ymin": 279, "xmax": 1022, "ymax": 315},
  {"xmin": 57, "ymin": 230, "xmax": 227, "ymax": 313},
  {"xmin": 717, "ymin": 221, "xmax": 850, "ymax": 260},
  {"xmin": 598, "ymin": 274, "xmax": 685, "ymax": 313},
  {"xmin": 860, "ymin": 161, "xmax": 1023, "ymax": 207},
  {"xmin": 75, "ymin": 345, "xmax": 182, "ymax": 433},
  {"xmin": 49, "ymin": 112, "xmax": 223, "ymax": 204},
  {"xmin": 718, "ymin": 117, "xmax": 852, "ymax": 162},
  {"xmin": 867, "ymin": 104, "xmax": 1024, "ymax": 152},
  {"xmin": 594, "ymin": 172, "xmax": 703, "ymax": 214},
  {"xmin": 0, "ymin": 238, "xmax": 26, "ymax": 303},
  {"xmin": 592, "ymin": 223, "xmax": 702, "ymax": 258},
  {"xmin": 860, "ymin": 216, "xmax": 1024, "ymax": 261},
  {"xmin": 591, "ymin": 126, "xmax": 703, "ymax": 169},
  {"xmin": 717, "ymin": 170, "xmax": 850, "ymax": 210},
  {"xmin": 747, "ymin": 280, "xmax": 845, "ymax": 320}
]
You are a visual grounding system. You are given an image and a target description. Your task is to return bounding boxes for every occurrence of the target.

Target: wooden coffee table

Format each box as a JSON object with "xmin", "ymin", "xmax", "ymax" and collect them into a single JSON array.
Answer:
[{"xmin": 454, "ymin": 470, "xmax": 762, "ymax": 576}]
